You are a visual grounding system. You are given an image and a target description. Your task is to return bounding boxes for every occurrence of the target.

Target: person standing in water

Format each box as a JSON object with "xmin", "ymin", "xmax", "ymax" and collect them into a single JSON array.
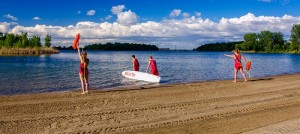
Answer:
[
  {"xmin": 77, "ymin": 47, "xmax": 89, "ymax": 94},
  {"xmin": 132, "ymin": 55, "xmax": 139, "ymax": 71},
  {"xmin": 146, "ymin": 55, "xmax": 159, "ymax": 76},
  {"xmin": 224, "ymin": 49, "xmax": 247, "ymax": 82}
]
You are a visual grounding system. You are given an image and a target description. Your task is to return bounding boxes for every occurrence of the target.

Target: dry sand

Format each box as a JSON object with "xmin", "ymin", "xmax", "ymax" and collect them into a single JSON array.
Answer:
[{"xmin": 1, "ymin": 74, "xmax": 300, "ymax": 134}]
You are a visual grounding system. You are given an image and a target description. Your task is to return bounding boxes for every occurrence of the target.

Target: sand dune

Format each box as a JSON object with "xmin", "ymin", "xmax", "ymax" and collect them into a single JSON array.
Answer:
[{"xmin": 1, "ymin": 74, "xmax": 300, "ymax": 133}]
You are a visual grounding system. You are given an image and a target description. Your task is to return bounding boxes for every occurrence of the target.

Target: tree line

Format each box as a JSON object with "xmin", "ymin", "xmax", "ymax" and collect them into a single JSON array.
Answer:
[
  {"xmin": 195, "ymin": 41, "xmax": 242, "ymax": 51},
  {"xmin": 0, "ymin": 32, "xmax": 52, "ymax": 48},
  {"xmin": 195, "ymin": 24, "xmax": 300, "ymax": 53},
  {"xmin": 83, "ymin": 42, "xmax": 159, "ymax": 51},
  {"xmin": 54, "ymin": 42, "xmax": 159, "ymax": 51}
]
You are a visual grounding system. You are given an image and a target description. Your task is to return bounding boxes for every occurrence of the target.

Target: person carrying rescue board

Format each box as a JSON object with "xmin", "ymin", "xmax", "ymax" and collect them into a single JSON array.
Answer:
[{"xmin": 224, "ymin": 49, "xmax": 247, "ymax": 82}]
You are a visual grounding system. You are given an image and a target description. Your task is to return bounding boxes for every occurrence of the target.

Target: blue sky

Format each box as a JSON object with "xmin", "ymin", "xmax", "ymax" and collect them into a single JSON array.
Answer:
[{"xmin": 1, "ymin": 0, "xmax": 300, "ymax": 49}]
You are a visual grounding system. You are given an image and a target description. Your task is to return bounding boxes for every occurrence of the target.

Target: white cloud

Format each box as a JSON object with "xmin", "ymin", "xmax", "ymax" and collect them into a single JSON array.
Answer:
[
  {"xmin": 4, "ymin": 13, "xmax": 300, "ymax": 49},
  {"xmin": 182, "ymin": 13, "xmax": 190, "ymax": 18},
  {"xmin": 281, "ymin": 0, "xmax": 291, "ymax": 5},
  {"xmin": 195, "ymin": 12, "xmax": 201, "ymax": 17},
  {"xmin": 0, "ymin": 22, "xmax": 11, "ymax": 32},
  {"xmin": 4, "ymin": 14, "xmax": 18, "ymax": 21},
  {"xmin": 33, "ymin": 17, "xmax": 41, "ymax": 20},
  {"xmin": 105, "ymin": 15, "xmax": 113, "ymax": 20},
  {"xmin": 169, "ymin": 9, "xmax": 182, "ymax": 17},
  {"xmin": 258, "ymin": 0, "xmax": 273, "ymax": 2},
  {"xmin": 117, "ymin": 10, "xmax": 138, "ymax": 25},
  {"xmin": 258, "ymin": 0, "xmax": 291, "ymax": 4},
  {"xmin": 77, "ymin": 11, "xmax": 81, "ymax": 14},
  {"xmin": 111, "ymin": 5, "xmax": 125, "ymax": 15},
  {"xmin": 87, "ymin": 10, "xmax": 96, "ymax": 16}
]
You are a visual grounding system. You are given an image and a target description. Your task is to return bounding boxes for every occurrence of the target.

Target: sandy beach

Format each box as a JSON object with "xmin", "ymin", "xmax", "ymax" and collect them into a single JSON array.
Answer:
[{"xmin": 1, "ymin": 74, "xmax": 300, "ymax": 134}]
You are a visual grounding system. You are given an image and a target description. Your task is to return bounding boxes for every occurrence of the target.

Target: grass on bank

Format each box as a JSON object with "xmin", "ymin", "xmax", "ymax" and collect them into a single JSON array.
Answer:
[{"xmin": 0, "ymin": 47, "xmax": 59, "ymax": 55}]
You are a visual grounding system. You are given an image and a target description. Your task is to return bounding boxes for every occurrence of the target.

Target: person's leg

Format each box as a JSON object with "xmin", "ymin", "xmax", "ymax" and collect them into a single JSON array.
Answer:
[
  {"xmin": 85, "ymin": 75, "xmax": 89, "ymax": 93},
  {"xmin": 239, "ymin": 68, "xmax": 247, "ymax": 82},
  {"xmin": 233, "ymin": 68, "xmax": 238, "ymax": 82},
  {"xmin": 79, "ymin": 74, "xmax": 85, "ymax": 94}
]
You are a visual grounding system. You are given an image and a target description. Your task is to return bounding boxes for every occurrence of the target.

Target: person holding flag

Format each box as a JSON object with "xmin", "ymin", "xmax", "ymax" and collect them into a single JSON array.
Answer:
[{"xmin": 74, "ymin": 33, "xmax": 89, "ymax": 94}]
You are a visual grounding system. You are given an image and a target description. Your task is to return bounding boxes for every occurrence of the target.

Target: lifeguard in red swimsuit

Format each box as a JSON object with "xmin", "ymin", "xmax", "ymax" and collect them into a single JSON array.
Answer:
[
  {"xmin": 146, "ymin": 56, "xmax": 159, "ymax": 76},
  {"xmin": 224, "ymin": 49, "xmax": 247, "ymax": 82},
  {"xmin": 77, "ymin": 47, "xmax": 89, "ymax": 94},
  {"xmin": 132, "ymin": 55, "xmax": 139, "ymax": 71}
]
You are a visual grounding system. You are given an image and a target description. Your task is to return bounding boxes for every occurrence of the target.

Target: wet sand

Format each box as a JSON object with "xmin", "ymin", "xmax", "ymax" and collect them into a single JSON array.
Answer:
[{"xmin": 1, "ymin": 74, "xmax": 300, "ymax": 133}]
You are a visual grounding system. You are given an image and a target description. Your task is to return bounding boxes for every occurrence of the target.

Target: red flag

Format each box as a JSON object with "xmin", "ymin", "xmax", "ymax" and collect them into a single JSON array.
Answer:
[{"xmin": 73, "ymin": 33, "xmax": 80, "ymax": 49}]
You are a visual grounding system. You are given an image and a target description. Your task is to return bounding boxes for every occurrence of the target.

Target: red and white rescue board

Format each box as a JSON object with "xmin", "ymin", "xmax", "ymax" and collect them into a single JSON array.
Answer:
[{"xmin": 122, "ymin": 70, "xmax": 161, "ymax": 83}]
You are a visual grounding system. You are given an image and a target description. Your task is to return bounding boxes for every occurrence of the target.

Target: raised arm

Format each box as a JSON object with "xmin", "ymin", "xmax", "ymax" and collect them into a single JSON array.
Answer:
[
  {"xmin": 77, "ymin": 44, "xmax": 83, "ymax": 63},
  {"xmin": 224, "ymin": 54, "xmax": 235, "ymax": 58}
]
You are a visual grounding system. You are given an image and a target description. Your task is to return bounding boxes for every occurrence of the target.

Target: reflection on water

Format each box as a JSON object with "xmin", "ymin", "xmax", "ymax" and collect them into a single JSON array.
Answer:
[{"xmin": 1, "ymin": 51, "xmax": 300, "ymax": 95}]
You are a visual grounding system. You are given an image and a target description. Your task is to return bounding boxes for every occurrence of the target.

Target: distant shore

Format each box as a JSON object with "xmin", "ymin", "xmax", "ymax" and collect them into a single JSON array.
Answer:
[
  {"xmin": 0, "ymin": 47, "xmax": 59, "ymax": 55},
  {"xmin": 1, "ymin": 73, "xmax": 300, "ymax": 133},
  {"xmin": 240, "ymin": 50, "xmax": 300, "ymax": 54}
]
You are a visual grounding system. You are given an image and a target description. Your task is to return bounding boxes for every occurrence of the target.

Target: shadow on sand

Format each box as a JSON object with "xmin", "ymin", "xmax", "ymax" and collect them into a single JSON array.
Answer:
[{"xmin": 248, "ymin": 77, "xmax": 274, "ymax": 82}]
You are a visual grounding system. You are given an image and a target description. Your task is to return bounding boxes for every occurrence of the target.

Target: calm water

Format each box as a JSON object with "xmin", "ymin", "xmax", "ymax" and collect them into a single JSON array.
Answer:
[{"xmin": 1, "ymin": 51, "xmax": 300, "ymax": 95}]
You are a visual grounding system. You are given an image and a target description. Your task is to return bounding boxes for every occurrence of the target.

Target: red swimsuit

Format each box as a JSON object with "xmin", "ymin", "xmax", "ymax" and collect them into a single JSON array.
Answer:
[
  {"xmin": 133, "ymin": 58, "xmax": 139, "ymax": 71},
  {"xmin": 149, "ymin": 59, "xmax": 159, "ymax": 76},
  {"xmin": 79, "ymin": 62, "xmax": 89, "ymax": 76},
  {"xmin": 234, "ymin": 55, "xmax": 242, "ymax": 69}
]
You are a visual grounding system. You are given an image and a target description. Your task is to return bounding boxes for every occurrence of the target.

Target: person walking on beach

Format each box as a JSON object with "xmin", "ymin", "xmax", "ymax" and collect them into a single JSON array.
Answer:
[
  {"xmin": 146, "ymin": 55, "xmax": 159, "ymax": 76},
  {"xmin": 132, "ymin": 55, "xmax": 139, "ymax": 71},
  {"xmin": 77, "ymin": 47, "xmax": 89, "ymax": 94},
  {"xmin": 224, "ymin": 49, "xmax": 247, "ymax": 82}
]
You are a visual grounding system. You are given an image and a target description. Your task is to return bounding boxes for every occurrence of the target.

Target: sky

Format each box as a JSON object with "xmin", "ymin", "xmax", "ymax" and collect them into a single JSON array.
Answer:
[{"xmin": 1, "ymin": 0, "xmax": 300, "ymax": 49}]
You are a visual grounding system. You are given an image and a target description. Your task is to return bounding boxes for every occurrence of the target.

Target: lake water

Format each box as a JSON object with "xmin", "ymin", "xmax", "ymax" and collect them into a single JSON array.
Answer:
[{"xmin": 1, "ymin": 50, "xmax": 300, "ymax": 95}]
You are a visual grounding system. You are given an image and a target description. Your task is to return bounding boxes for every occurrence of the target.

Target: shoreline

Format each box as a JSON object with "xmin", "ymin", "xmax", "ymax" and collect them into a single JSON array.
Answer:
[
  {"xmin": 1, "ymin": 73, "xmax": 300, "ymax": 133},
  {"xmin": 0, "ymin": 72, "xmax": 297, "ymax": 97}
]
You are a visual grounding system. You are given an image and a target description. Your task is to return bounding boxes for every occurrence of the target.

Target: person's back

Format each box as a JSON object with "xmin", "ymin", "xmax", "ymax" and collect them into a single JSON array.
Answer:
[
  {"xmin": 150, "ymin": 59, "xmax": 157, "ymax": 71},
  {"xmin": 234, "ymin": 54, "xmax": 242, "ymax": 69},
  {"xmin": 147, "ymin": 56, "xmax": 159, "ymax": 76},
  {"xmin": 132, "ymin": 55, "xmax": 139, "ymax": 71}
]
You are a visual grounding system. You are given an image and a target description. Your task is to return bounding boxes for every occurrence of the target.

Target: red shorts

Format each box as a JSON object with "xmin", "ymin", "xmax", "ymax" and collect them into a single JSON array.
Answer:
[{"xmin": 234, "ymin": 64, "xmax": 242, "ymax": 70}]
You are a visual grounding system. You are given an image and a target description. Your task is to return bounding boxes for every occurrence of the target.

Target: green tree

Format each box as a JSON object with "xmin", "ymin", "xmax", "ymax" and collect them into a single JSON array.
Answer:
[
  {"xmin": 258, "ymin": 31, "xmax": 273, "ymax": 52},
  {"xmin": 0, "ymin": 40, "xmax": 3, "ymax": 48},
  {"xmin": 0, "ymin": 32, "xmax": 4, "ymax": 47},
  {"xmin": 20, "ymin": 33, "xmax": 29, "ymax": 48},
  {"xmin": 272, "ymin": 32, "xmax": 284, "ymax": 51},
  {"xmin": 0, "ymin": 32, "xmax": 4, "ymax": 40},
  {"xmin": 290, "ymin": 24, "xmax": 300, "ymax": 51},
  {"xmin": 29, "ymin": 36, "xmax": 41, "ymax": 48},
  {"xmin": 44, "ymin": 34, "xmax": 51, "ymax": 48},
  {"xmin": 4, "ymin": 33, "xmax": 15, "ymax": 48},
  {"xmin": 242, "ymin": 33, "xmax": 257, "ymax": 51}
]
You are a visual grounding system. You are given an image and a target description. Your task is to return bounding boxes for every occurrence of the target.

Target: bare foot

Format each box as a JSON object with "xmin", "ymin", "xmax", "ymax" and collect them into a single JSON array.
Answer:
[
  {"xmin": 244, "ymin": 80, "xmax": 248, "ymax": 82},
  {"xmin": 81, "ymin": 92, "xmax": 85, "ymax": 94},
  {"xmin": 85, "ymin": 91, "xmax": 89, "ymax": 94},
  {"xmin": 233, "ymin": 81, "xmax": 237, "ymax": 82}
]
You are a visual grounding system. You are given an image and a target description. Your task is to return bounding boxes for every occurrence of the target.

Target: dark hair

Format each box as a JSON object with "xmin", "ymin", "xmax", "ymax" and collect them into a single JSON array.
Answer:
[
  {"xmin": 149, "ymin": 55, "xmax": 153, "ymax": 59},
  {"xmin": 233, "ymin": 49, "xmax": 240, "ymax": 54},
  {"xmin": 132, "ymin": 55, "xmax": 135, "ymax": 58}
]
